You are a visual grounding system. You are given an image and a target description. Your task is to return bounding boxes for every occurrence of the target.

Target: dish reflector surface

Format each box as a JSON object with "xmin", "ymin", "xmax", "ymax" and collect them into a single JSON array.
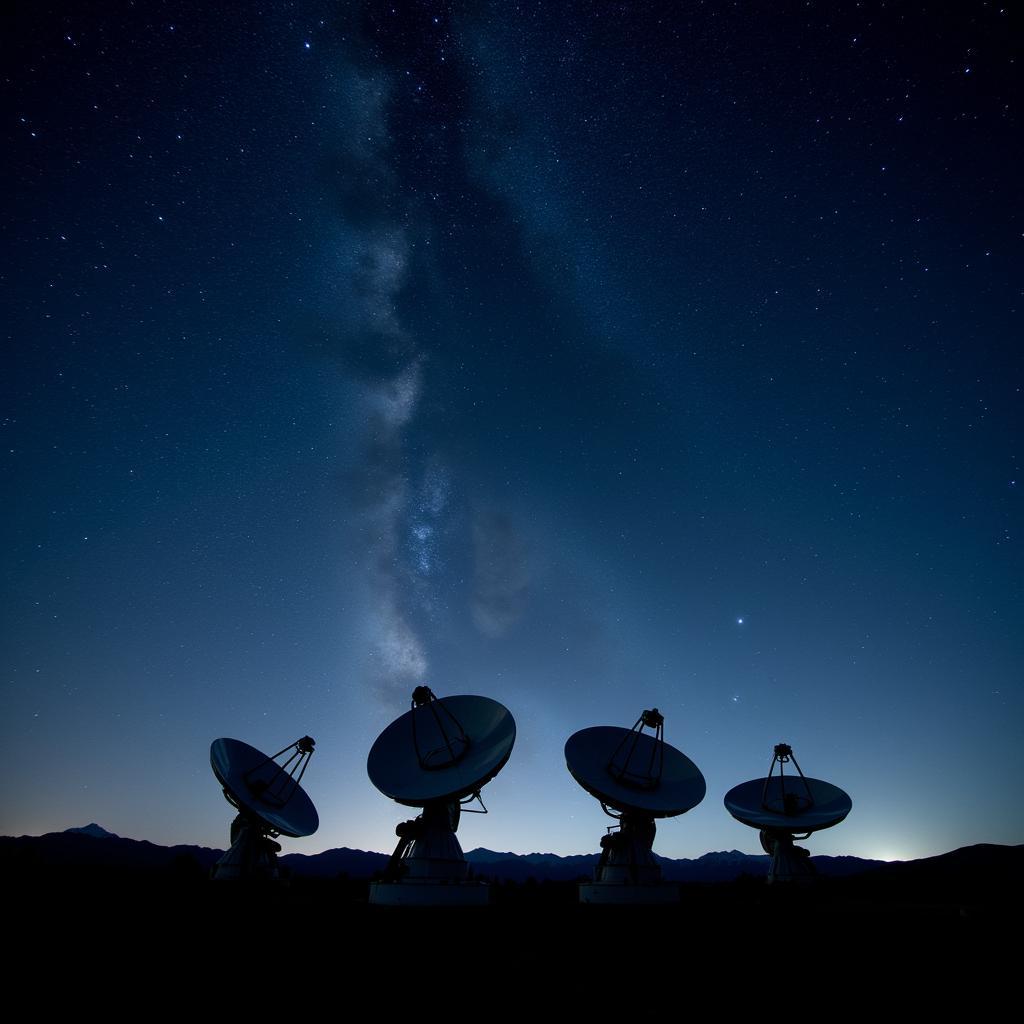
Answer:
[
  {"xmin": 565, "ymin": 726, "xmax": 706, "ymax": 817},
  {"xmin": 367, "ymin": 695, "xmax": 516, "ymax": 806},
  {"xmin": 211, "ymin": 738, "xmax": 319, "ymax": 837},
  {"xmin": 724, "ymin": 777, "xmax": 852, "ymax": 832}
]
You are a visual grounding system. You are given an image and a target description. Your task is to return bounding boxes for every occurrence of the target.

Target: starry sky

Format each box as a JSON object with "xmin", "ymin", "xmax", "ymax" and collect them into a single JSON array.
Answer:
[{"xmin": 3, "ymin": 2, "xmax": 1021, "ymax": 863}]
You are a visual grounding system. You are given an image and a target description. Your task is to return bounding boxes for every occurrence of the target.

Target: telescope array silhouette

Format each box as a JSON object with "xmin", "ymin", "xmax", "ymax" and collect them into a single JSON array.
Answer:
[{"xmin": 210, "ymin": 687, "xmax": 851, "ymax": 900}]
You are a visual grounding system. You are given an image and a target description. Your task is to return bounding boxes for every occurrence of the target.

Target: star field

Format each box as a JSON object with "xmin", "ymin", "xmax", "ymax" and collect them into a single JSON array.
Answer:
[{"xmin": 2, "ymin": 2, "xmax": 1021, "ymax": 861}]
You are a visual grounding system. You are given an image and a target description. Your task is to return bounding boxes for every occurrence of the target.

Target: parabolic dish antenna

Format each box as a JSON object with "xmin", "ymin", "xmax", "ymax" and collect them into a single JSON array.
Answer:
[
  {"xmin": 724, "ymin": 777, "xmax": 852, "ymax": 833},
  {"xmin": 367, "ymin": 694, "xmax": 515, "ymax": 806},
  {"xmin": 723, "ymin": 743, "xmax": 852, "ymax": 883},
  {"xmin": 366, "ymin": 686, "xmax": 516, "ymax": 906},
  {"xmin": 564, "ymin": 708, "xmax": 706, "ymax": 903},
  {"xmin": 565, "ymin": 726, "xmax": 706, "ymax": 817},
  {"xmin": 209, "ymin": 735, "xmax": 318, "ymax": 881}
]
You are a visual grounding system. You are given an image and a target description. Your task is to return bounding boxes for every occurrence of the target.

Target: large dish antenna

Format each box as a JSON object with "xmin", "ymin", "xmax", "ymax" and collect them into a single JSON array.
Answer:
[
  {"xmin": 209, "ymin": 735, "xmax": 318, "ymax": 881},
  {"xmin": 723, "ymin": 743, "xmax": 852, "ymax": 883},
  {"xmin": 564, "ymin": 709, "xmax": 705, "ymax": 903},
  {"xmin": 366, "ymin": 686, "xmax": 516, "ymax": 906}
]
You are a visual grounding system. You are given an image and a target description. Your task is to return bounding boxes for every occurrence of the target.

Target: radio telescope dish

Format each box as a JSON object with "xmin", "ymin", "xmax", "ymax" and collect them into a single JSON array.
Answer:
[
  {"xmin": 566, "ymin": 727, "xmax": 705, "ymax": 817},
  {"xmin": 366, "ymin": 686, "xmax": 516, "ymax": 906},
  {"xmin": 209, "ymin": 735, "xmax": 318, "ymax": 881},
  {"xmin": 724, "ymin": 778, "xmax": 852, "ymax": 833},
  {"xmin": 368, "ymin": 694, "xmax": 515, "ymax": 806},
  {"xmin": 564, "ymin": 709, "xmax": 705, "ymax": 903},
  {"xmin": 723, "ymin": 743, "xmax": 852, "ymax": 883}
]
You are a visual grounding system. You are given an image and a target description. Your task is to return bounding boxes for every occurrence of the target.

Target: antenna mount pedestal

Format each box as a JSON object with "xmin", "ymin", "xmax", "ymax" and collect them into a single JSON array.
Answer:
[
  {"xmin": 578, "ymin": 808, "xmax": 677, "ymax": 904},
  {"xmin": 369, "ymin": 797, "xmax": 488, "ymax": 905},
  {"xmin": 759, "ymin": 828, "xmax": 816, "ymax": 884},
  {"xmin": 595, "ymin": 810, "xmax": 660, "ymax": 884},
  {"xmin": 386, "ymin": 800, "xmax": 468, "ymax": 881},
  {"xmin": 211, "ymin": 810, "xmax": 283, "ymax": 881}
]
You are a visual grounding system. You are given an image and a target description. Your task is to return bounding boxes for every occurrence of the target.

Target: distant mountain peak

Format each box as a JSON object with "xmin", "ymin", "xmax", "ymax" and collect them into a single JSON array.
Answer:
[{"xmin": 65, "ymin": 824, "xmax": 119, "ymax": 840}]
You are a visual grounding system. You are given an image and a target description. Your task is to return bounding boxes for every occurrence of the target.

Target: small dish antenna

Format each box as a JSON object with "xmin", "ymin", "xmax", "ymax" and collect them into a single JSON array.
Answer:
[
  {"xmin": 209, "ymin": 735, "xmax": 318, "ymax": 881},
  {"xmin": 723, "ymin": 743, "xmax": 852, "ymax": 883},
  {"xmin": 366, "ymin": 686, "xmax": 516, "ymax": 906},
  {"xmin": 565, "ymin": 708, "xmax": 706, "ymax": 903}
]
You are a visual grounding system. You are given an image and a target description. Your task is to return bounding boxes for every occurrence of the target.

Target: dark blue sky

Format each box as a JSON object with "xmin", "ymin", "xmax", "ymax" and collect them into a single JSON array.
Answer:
[{"xmin": 3, "ymin": 2, "xmax": 1021, "ymax": 860}]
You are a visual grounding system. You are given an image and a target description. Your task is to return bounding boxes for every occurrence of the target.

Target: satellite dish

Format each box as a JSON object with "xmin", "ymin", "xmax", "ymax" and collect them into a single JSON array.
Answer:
[
  {"xmin": 209, "ymin": 735, "xmax": 318, "ymax": 881},
  {"xmin": 723, "ymin": 743, "xmax": 852, "ymax": 883},
  {"xmin": 366, "ymin": 686, "xmax": 516, "ymax": 906},
  {"xmin": 565, "ymin": 709, "xmax": 706, "ymax": 903}
]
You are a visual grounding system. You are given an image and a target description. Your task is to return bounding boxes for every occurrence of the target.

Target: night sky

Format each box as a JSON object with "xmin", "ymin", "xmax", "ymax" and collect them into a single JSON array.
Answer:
[{"xmin": 3, "ymin": 2, "xmax": 1021, "ymax": 863}]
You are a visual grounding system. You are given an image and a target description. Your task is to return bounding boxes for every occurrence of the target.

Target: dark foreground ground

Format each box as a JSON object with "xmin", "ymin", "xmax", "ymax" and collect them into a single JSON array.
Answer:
[{"xmin": 10, "ymin": 865, "xmax": 1019, "ymax": 1009}]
